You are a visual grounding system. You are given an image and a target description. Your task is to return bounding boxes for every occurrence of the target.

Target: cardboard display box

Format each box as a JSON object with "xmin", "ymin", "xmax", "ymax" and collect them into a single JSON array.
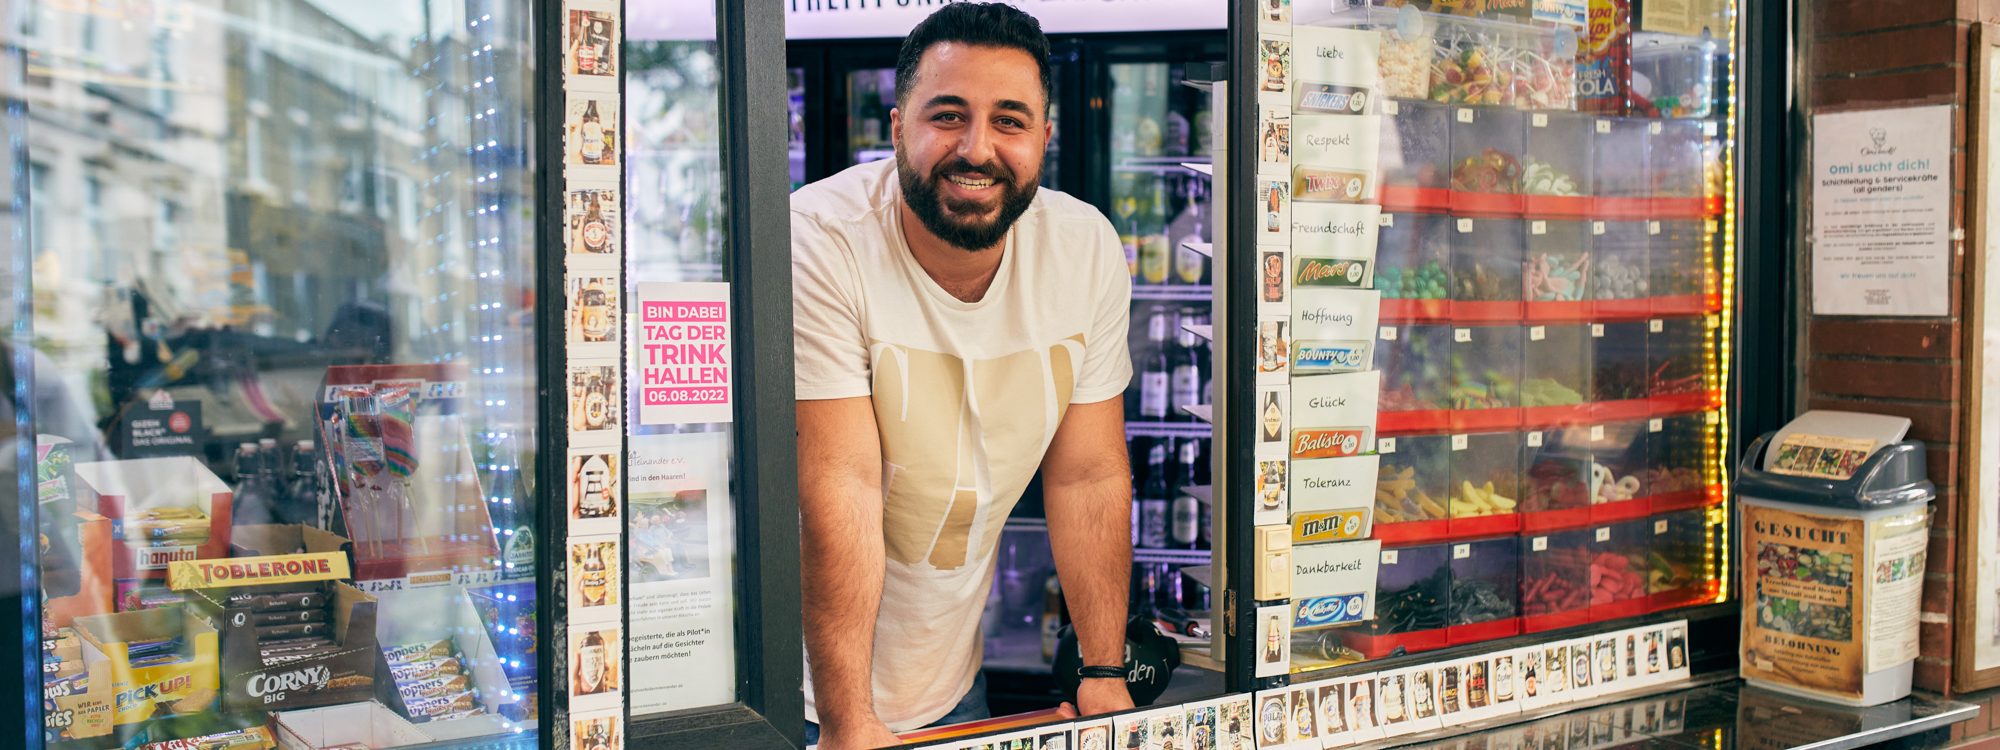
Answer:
[
  {"xmin": 72, "ymin": 606, "xmax": 221, "ymax": 727},
  {"xmin": 75, "ymin": 457, "xmax": 234, "ymax": 581},
  {"xmin": 371, "ymin": 585, "xmax": 521, "ymax": 737},
  {"xmin": 314, "ymin": 364, "xmax": 499, "ymax": 584},
  {"xmin": 273, "ymin": 701, "xmax": 431, "ymax": 750},
  {"xmin": 44, "ymin": 511, "xmax": 115, "ymax": 628},
  {"xmin": 186, "ymin": 581, "xmax": 379, "ymax": 713}
]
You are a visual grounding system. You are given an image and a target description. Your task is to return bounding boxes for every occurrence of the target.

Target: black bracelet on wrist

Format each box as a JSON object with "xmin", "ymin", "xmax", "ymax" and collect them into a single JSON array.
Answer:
[{"xmin": 1077, "ymin": 665, "xmax": 1126, "ymax": 680}]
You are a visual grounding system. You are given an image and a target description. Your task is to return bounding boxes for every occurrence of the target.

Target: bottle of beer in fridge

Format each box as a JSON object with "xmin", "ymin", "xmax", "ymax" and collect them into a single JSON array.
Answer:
[
  {"xmin": 1139, "ymin": 440, "xmax": 1169, "ymax": 549},
  {"xmin": 1170, "ymin": 307, "xmax": 1203, "ymax": 420},
  {"xmin": 1171, "ymin": 437, "xmax": 1202, "ymax": 549},
  {"xmin": 1139, "ymin": 308, "xmax": 1171, "ymax": 421}
]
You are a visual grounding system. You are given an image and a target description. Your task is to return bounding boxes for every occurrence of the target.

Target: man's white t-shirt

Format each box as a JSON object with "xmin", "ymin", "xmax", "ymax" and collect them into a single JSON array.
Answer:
[{"xmin": 792, "ymin": 159, "xmax": 1132, "ymax": 730}]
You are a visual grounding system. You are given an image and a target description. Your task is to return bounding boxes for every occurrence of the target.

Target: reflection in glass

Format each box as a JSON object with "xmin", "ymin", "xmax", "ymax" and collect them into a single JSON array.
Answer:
[{"xmin": 20, "ymin": 2, "xmax": 539, "ymax": 745}]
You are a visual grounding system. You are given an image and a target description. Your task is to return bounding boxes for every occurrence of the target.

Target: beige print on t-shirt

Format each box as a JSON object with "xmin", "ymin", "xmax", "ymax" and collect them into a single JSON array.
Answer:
[{"xmin": 871, "ymin": 334, "xmax": 1083, "ymax": 571}]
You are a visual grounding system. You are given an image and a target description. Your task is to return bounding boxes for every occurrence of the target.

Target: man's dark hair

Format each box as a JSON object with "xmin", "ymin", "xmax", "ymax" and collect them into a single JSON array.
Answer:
[{"xmin": 894, "ymin": 2, "xmax": 1052, "ymax": 112}]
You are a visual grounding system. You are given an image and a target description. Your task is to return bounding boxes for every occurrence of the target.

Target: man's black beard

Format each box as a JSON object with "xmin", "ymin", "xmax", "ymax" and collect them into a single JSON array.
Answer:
[{"xmin": 897, "ymin": 150, "xmax": 1038, "ymax": 252}]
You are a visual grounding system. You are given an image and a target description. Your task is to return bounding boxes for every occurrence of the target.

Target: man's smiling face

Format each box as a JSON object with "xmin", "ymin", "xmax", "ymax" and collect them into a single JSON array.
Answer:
[{"xmin": 893, "ymin": 42, "xmax": 1050, "ymax": 252}]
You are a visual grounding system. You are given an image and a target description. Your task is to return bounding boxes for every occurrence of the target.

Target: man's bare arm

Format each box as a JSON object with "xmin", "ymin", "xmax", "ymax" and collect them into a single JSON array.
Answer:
[
  {"xmin": 797, "ymin": 397, "xmax": 897, "ymax": 745},
  {"xmin": 1040, "ymin": 397, "xmax": 1136, "ymax": 713}
]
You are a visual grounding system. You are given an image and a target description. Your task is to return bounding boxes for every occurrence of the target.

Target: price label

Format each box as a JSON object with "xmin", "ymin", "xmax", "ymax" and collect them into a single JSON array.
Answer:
[
  {"xmin": 1650, "ymin": 122, "xmax": 1664, "ymax": 135},
  {"xmin": 1535, "ymin": 221, "xmax": 1552, "ymax": 235},
  {"xmin": 1704, "ymin": 121, "xmax": 1719, "ymax": 137},
  {"xmin": 1592, "ymin": 221, "xmax": 1607, "ymax": 235},
  {"xmin": 1530, "ymin": 326, "xmax": 1547, "ymax": 342},
  {"xmin": 1596, "ymin": 527, "xmax": 1612, "ymax": 542},
  {"xmin": 1596, "ymin": 119, "xmax": 1612, "ymax": 134},
  {"xmin": 1454, "ymin": 544, "xmax": 1472, "ymax": 560},
  {"xmin": 1532, "ymin": 113, "xmax": 1549, "ymax": 127},
  {"xmin": 1452, "ymin": 434, "xmax": 1469, "ymax": 451},
  {"xmin": 1650, "ymin": 319, "xmax": 1665, "ymax": 333},
  {"xmin": 1378, "ymin": 438, "xmax": 1398, "ymax": 454},
  {"xmin": 1527, "ymin": 431, "xmax": 1544, "ymax": 447},
  {"xmin": 1385, "ymin": 99, "xmax": 1401, "ymax": 116},
  {"xmin": 1590, "ymin": 425, "xmax": 1606, "ymax": 441},
  {"xmin": 1458, "ymin": 218, "xmax": 1474, "ymax": 233},
  {"xmin": 1458, "ymin": 108, "xmax": 1475, "ymax": 123},
  {"xmin": 1383, "ymin": 550, "xmax": 1400, "ymax": 565},
  {"xmin": 1707, "ymin": 410, "xmax": 1722, "ymax": 425},
  {"xmin": 1707, "ymin": 315, "xmax": 1722, "ymax": 330},
  {"xmin": 1649, "ymin": 418, "xmax": 1665, "ymax": 433},
  {"xmin": 1533, "ymin": 537, "xmax": 1549, "ymax": 552},
  {"xmin": 1381, "ymin": 213, "xmax": 1396, "ymax": 227},
  {"xmin": 1655, "ymin": 519, "xmax": 1670, "ymax": 535},
  {"xmin": 1455, "ymin": 328, "xmax": 1473, "ymax": 343},
  {"xmin": 1591, "ymin": 324, "xmax": 1606, "ymax": 337},
  {"xmin": 1381, "ymin": 326, "xmax": 1400, "ymax": 341},
  {"xmin": 1649, "ymin": 221, "xmax": 1662, "ymax": 235}
]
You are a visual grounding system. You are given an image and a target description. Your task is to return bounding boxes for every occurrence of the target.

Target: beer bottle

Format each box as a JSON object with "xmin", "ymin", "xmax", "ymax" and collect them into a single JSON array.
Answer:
[
  {"xmin": 1138, "ymin": 440, "xmax": 1168, "ymax": 549},
  {"xmin": 1171, "ymin": 438, "xmax": 1202, "ymax": 549},
  {"xmin": 1138, "ymin": 309, "xmax": 1170, "ymax": 422}
]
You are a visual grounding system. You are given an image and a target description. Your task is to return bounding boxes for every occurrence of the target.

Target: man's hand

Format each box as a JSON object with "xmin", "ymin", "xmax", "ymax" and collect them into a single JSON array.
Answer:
[
  {"xmin": 816, "ymin": 717, "xmax": 903, "ymax": 750},
  {"xmin": 1066, "ymin": 678, "xmax": 1136, "ymax": 718}
]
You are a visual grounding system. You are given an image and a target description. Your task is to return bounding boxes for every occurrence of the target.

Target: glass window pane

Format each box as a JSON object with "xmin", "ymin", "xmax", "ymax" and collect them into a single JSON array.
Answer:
[
  {"xmin": 622, "ymin": 14, "xmax": 741, "ymax": 718},
  {"xmin": 23, "ymin": 2, "xmax": 541, "ymax": 746}
]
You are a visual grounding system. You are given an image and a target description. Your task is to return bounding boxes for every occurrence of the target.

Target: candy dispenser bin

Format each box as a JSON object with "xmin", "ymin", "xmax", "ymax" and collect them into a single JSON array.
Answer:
[
  {"xmin": 1377, "ymin": 212, "xmax": 1453, "ymax": 321},
  {"xmin": 1591, "ymin": 118, "xmax": 1652, "ymax": 219},
  {"xmin": 1649, "ymin": 119, "xmax": 1706, "ymax": 217},
  {"xmin": 1449, "ymin": 108, "xmax": 1527, "ymax": 215},
  {"xmin": 1451, "ymin": 217, "xmax": 1526, "ymax": 321},
  {"xmin": 1522, "ymin": 113, "xmax": 1594, "ymax": 217},
  {"xmin": 1429, "ymin": 16, "xmax": 1523, "ymax": 108},
  {"xmin": 1448, "ymin": 537, "xmax": 1522, "ymax": 644},
  {"xmin": 1647, "ymin": 316, "xmax": 1714, "ymax": 414},
  {"xmin": 1521, "ymin": 529, "xmax": 1594, "ymax": 632},
  {"xmin": 1449, "ymin": 324, "xmax": 1523, "ymax": 431},
  {"xmin": 1447, "ymin": 431, "xmax": 1523, "ymax": 536},
  {"xmin": 1589, "ymin": 322, "xmax": 1650, "ymax": 421},
  {"xmin": 1645, "ymin": 413, "xmax": 1715, "ymax": 512},
  {"xmin": 1521, "ymin": 324, "xmax": 1590, "ymax": 427},
  {"xmin": 1344, "ymin": 543, "xmax": 1451, "ymax": 658},
  {"xmin": 1647, "ymin": 508, "xmax": 1721, "ymax": 612},
  {"xmin": 1523, "ymin": 221, "xmax": 1592, "ymax": 320},
  {"xmin": 1380, "ymin": 100, "xmax": 1452, "ymax": 212},
  {"xmin": 1587, "ymin": 421, "xmax": 1651, "ymax": 523},
  {"xmin": 1378, "ymin": 324, "xmax": 1454, "ymax": 432},
  {"xmin": 1588, "ymin": 520, "xmax": 1652, "ymax": 621},
  {"xmin": 1649, "ymin": 218, "xmax": 1714, "ymax": 315},
  {"xmin": 1521, "ymin": 426, "xmax": 1592, "ymax": 531},
  {"xmin": 1514, "ymin": 26, "xmax": 1580, "ymax": 111},
  {"xmin": 1382, "ymin": 18, "xmax": 1438, "ymax": 100},
  {"xmin": 1375, "ymin": 434, "xmax": 1453, "ymax": 542},
  {"xmin": 1629, "ymin": 32, "xmax": 1715, "ymax": 119},
  {"xmin": 1590, "ymin": 220, "xmax": 1651, "ymax": 319}
]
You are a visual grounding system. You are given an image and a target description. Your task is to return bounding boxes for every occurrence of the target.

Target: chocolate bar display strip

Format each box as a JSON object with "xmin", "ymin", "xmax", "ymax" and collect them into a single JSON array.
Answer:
[
  {"xmin": 257, "ymin": 636, "xmax": 334, "ymax": 656},
  {"xmin": 251, "ymin": 609, "xmax": 327, "ymax": 627},
  {"xmin": 256, "ymin": 622, "xmax": 327, "ymax": 641},
  {"xmin": 224, "ymin": 591, "xmax": 325, "ymax": 611}
]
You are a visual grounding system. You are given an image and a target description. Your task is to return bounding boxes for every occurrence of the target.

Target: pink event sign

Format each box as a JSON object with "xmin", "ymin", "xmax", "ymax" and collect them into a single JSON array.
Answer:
[{"xmin": 636, "ymin": 282, "xmax": 733, "ymax": 425}]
